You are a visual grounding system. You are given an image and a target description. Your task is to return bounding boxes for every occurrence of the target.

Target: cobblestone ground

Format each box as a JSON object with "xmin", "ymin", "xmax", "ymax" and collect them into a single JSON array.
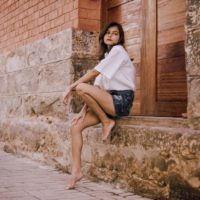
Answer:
[{"xmin": 0, "ymin": 151, "xmax": 152, "ymax": 200}]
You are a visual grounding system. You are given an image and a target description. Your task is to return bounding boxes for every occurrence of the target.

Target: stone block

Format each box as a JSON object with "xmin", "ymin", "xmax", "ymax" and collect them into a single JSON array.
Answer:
[
  {"xmin": 186, "ymin": 29, "xmax": 200, "ymax": 75},
  {"xmin": 38, "ymin": 59, "xmax": 73, "ymax": 93},
  {"xmin": 0, "ymin": 75, "xmax": 8, "ymax": 94},
  {"xmin": 186, "ymin": 0, "xmax": 200, "ymax": 29},
  {"xmin": 0, "ymin": 96, "xmax": 23, "ymax": 118},
  {"xmin": 26, "ymin": 29, "xmax": 72, "ymax": 67},
  {"xmin": 188, "ymin": 77, "xmax": 200, "ymax": 129},
  {"xmin": 8, "ymin": 68, "xmax": 39, "ymax": 94},
  {"xmin": 82, "ymin": 144, "xmax": 92, "ymax": 163},
  {"xmin": 72, "ymin": 29, "xmax": 98, "ymax": 57},
  {"xmin": 0, "ymin": 117, "xmax": 71, "ymax": 172},
  {"xmin": 88, "ymin": 125, "xmax": 200, "ymax": 199},
  {"xmin": 5, "ymin": 46, "xmax": 27, "ymax": 72},
  {"xmin": 23, "ymin": 93, "xmax": 68, "ymax": 120},
  {"xmin": 0, "ymin": 54, "xmax": 6, "ymax": 75}
]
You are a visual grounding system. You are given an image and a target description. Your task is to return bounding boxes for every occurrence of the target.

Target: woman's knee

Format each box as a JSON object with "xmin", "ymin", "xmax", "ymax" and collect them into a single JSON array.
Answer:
[{"xmin": 76, "ymin": 83, "xmax": 87, "ymax": 93}]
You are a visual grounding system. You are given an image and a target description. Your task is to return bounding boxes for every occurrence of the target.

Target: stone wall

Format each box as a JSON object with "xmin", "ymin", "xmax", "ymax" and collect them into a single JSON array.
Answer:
[
  {"xmin": 186, "ymin": 0, "xmax": 200, "ymax": 129},
  {"xmin": 0, "ymin": 28, "xmax": 98, "ymax": 120},
  {"xmin": 0, "ymin": 28, "xmax": 99, "ymax": 169}
]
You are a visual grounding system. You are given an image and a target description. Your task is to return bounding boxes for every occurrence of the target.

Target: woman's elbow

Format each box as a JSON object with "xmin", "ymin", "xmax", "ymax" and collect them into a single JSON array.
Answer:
[{"xmin": 91, "ymin": 69, "xmax": 100, "ymax": 78}]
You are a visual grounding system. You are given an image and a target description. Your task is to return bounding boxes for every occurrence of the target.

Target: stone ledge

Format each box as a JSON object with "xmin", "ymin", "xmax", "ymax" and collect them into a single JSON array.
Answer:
[{"xmin": 116, "ymin": 116, "xmax": 189, "ymax": 128}]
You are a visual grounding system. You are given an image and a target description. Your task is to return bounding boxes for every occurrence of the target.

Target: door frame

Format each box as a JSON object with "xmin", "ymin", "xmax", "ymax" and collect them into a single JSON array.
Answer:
[{"xmin": 141, "ymin": 0, "xmax": 157, "ymax": 116}]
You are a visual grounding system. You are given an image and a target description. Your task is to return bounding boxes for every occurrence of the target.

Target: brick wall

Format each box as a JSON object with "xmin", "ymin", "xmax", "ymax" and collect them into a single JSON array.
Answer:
[
  {"xmin": 0, "ymin": 0, "xmax": 101, "ymax": 53},
  {"xmin": 79, "ymin": 0, "xmax": 101, "ymax": 31}
]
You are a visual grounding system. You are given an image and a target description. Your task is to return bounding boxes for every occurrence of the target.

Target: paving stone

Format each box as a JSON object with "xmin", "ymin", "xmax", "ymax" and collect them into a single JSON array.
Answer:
[{"xmin": 0, "ymin": 151, "xmax": 152, "ymax": 200}]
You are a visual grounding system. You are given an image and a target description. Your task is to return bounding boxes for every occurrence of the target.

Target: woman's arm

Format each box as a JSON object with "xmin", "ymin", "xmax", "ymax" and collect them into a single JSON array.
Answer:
[
  {"xmin": 71, "ymin": 103, "xmax": 88, "ymax": 125},
  {"xmin": 63, "ymin": 69, "xmax": 100, "ymax": 104}
]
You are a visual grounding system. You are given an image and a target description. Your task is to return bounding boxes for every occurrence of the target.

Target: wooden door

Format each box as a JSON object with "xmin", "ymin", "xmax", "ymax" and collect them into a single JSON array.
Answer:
[
  {"xmin": 102, "ymin": 0, "xmax": 187, "ymax": 117},
  {"xmin": 141, "ymin": 0, "xmax": 187, "ymax": 116}
]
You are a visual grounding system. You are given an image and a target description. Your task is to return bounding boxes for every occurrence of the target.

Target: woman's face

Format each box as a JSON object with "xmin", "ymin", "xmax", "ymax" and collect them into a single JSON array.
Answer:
[{"xmin": 104, "ymin": 26, "xmax": 120, "ymax": 47}]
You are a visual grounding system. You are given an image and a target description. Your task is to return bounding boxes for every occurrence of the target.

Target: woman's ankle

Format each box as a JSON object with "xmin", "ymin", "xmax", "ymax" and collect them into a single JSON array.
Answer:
[
  {"xmin": 102, "ymin": 117, "xmax": 114, "ymax": 126},
  {"xmin": 71, "ymin": 170, "xmax": 83, "ymax": 178}
]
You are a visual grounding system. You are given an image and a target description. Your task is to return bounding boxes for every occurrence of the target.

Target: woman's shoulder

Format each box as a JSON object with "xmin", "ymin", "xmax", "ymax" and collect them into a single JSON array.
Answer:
[
  {"xmin": 111, "ymin": 44, "xmax": 125, "ymax": 52},
  {"xmin": 109, "ymin": 45, "xmax": 127, "ymax": 56},
  {"xmin": 111, "ymin": 45, "xmax": 130, "ymax": 58}
]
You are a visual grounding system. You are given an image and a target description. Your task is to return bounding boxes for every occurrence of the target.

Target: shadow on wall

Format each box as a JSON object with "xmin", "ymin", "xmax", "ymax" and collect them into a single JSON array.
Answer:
[{"xmin": 169, "ymin": 173, "xmax": 200, "ymax": 200}]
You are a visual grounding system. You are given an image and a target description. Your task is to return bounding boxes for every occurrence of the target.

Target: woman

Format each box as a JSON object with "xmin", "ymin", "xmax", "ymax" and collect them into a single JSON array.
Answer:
[{"xmin": 63, "ymin": 22, "xmax": 136, "ymax": 189}]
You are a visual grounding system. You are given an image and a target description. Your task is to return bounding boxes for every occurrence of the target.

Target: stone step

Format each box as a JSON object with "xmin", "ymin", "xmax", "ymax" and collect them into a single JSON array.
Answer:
[
  {"xmin": 85, "ymin": 124, "xmax": 200, "ymax": 200},
  {"xmin": 85, "ymin": 123, "xmax": 199, "ymax": 148},
  {"xmin": 1, "ymin": 116, "xmax": 200, "ymax": 200},
  {"xmin": 116, "ymin": 116, "xmax": 189, "ymax": 128}
]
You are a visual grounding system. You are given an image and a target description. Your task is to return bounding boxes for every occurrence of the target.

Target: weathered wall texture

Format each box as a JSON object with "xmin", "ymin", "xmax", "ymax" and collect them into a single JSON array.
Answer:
[
  {"xmin": 0, "ymin": 28, "xmax": 98, "ymax": 120},
  {"xmin": 0, "ymin": 28, "xmax": 99, "ymax": 172},
  {"xmin": 186, "ymin": 0, "xmax": 200, "ymax": 129}
]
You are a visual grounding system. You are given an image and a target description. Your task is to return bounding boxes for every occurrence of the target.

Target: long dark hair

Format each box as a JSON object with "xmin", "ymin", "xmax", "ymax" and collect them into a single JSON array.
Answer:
[{"xmin": 98, "ymin": 22, "xmax": 125, "ymax": 60}]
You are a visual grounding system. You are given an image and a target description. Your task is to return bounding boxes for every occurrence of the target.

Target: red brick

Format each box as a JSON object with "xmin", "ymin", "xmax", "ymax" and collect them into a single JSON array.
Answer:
[
  {"xmin": 38, "ymin": 16, "xmax": 46, "ymax": 25},
  {"xmin": 64, "ymin": 13, "xmax": 70, "ymax": 22},
  {"xmin": 41, "ymin": 21, "xmax": 51, "ymax": 32},
  {"xmin": 28, "ymin": 0, "xmax": 39, "ymax": 7},
  {"xmin": 62, "ymin": 2, "xmax": 73, "ymax": 13},
  {"xmin": 54, "ymin": 15, "xmax": 65, "ymax": 27},
  {"xmin": 88, "ymin": 9, "xmax": 100, "ymax": 20},
  {"xmin": 22, "ymin": 17, "xmax": 29, "ymax": 25},
  {"xmin": 57, "ymin": 7, "xmax": 63, "ymax": 16},
  {"xmin": 22, "ymin": 2, "xmax": 29, "ymax": 12},
  {"xmin": 38, "ymin": 1, "xmax": 45, "ymax": 10},
  {"xmin": 79, "ymin": 0, "xmax": 100, "ymax": 9},
  {"xmin": 73, "ymin": 0, "xmax": 79, "ymax": 9},
  {"xmin": 48, "ymin": 9, "xmax": 58, "ymax": 21},
  {"xmin": 62, "ymin": 20, "xmax": 73, "ymax": 29},
  {"xmin": 79, "ymin": 18, "xmax": 100, "ymax": 32},
  {"xmin": 73, "ymin": 19, "xmax": 79, "ymax": 28},
  {"xmin": 27, "ymin": 6, "xmax": 35, "ymax": 15},
  {"xmin": 21, "ymin": 31, "xmax": 29, "ymax": 40},
  {"xmin": 32, "ymin": 11, "xmax": 39, "ymax": 20},
  {"xmin": 27, "ymin": 20, "xmax": 36, "ymax": 30},
  {"xmin": 39, "ymin": 5, "xmax": 50, "ymax": 17},
  {"xmin": 49, "ymin": 0, "xmax": 57, "ymax": 4},
  {"xmin": 69, "ymin": 9, "xmax": 78, "ymax": 20},
  {"xmin": 79, "ymin": 8, "xmax": 88, "ymax": 18}
]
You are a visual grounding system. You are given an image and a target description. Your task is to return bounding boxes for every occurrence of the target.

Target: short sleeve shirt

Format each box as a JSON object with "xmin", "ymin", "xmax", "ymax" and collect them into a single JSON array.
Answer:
[{"xmin": 94, "ymin": 45, "xmax": 136, "ymax": 91}]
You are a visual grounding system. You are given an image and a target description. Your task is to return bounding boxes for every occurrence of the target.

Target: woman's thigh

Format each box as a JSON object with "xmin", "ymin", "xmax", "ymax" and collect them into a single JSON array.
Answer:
[{"xmin": 76, "ymin": 83, "xmax": 115, "ymax": 116}]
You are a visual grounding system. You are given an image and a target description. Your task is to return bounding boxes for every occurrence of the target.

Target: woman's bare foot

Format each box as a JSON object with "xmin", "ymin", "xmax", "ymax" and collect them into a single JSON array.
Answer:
[
  {"xmin": 102, "ymin": 119, "xmax": 115, "ymax": 141},
  {"xmin": 66, "ymin": 172, "xmax": 83, "ymax": 190}
]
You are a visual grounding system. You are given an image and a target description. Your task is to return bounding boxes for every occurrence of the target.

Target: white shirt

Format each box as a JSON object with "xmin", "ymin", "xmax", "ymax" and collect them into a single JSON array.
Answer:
[{"xmin": 94, "ymin": 45, "xmax": 136, "ymax": 91}]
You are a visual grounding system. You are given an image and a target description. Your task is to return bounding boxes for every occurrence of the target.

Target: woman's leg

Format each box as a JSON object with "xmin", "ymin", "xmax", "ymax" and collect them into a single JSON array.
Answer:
[
  {"xmin": 76, "ymin": 84, "xmax": 116, "ymax": 115},
  {"xmin": 67, "ymin": 109, "xmax": 100, "ymax": 189},
  {"xmin": 76, "ymin": 84, "xmax": 116, "ymax": 140}
]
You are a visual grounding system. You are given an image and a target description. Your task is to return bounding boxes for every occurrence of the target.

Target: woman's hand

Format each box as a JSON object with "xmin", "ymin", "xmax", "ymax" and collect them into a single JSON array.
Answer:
[
  {"xmin": 63, "ymin": 86, "xmax": 72, "ymax": 105},
  {"xmin": 71, "ymin": 108, "xmax": 87, "ymax": 125}
]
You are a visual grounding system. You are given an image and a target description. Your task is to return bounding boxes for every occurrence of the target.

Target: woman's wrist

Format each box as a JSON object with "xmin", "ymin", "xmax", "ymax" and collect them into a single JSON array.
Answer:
[
  {"xmin": 69, "ymin": 84, "xmax": 75, "ymax": 91},
  {"xmin": 70, "ymin": 83, "xmax": 76, "ymax": 91}
]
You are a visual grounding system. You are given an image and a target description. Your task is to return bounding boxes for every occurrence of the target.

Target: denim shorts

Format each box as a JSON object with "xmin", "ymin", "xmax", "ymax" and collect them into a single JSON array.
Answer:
[{"xmin": 108, "ymin": 90, "xmax": 134, "ymax": 117}]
